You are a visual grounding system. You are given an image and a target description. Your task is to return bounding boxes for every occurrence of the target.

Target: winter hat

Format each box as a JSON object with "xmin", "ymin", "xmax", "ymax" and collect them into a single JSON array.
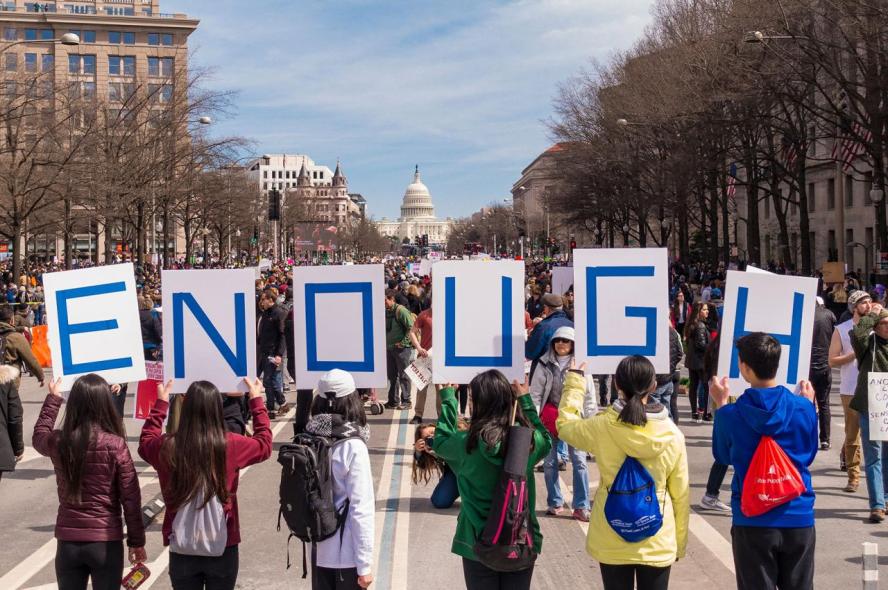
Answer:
[
  {"xmin": 848, "ymin": 290, "xmax": 872, "ymax": 309},
  {"xmin": 316, "ymin": 369, "xmax": 356, "ymax": 399},
  {"xmin": 552, "ymin": 326, "xmax": 575, "ymax": 342},
  {"xmin": 541, "ymin": 293, "xmax": 563, "ymax": 309}
]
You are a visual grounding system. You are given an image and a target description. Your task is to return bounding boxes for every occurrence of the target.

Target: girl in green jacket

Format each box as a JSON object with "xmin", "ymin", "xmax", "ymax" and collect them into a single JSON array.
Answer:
[{"xmin": 432, "ymin": 370, "xmax": 552, "ymax": 590}]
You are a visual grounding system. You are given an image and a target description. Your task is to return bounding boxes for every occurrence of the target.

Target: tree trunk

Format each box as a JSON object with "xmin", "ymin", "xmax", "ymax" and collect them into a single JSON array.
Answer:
[
  {"xmin": 63, "ymin": 195, "xmax": 72, "ymax": 270},
  {"xmin": 11, "ymin": 217, "xmax": 22, "ymax": 285}
]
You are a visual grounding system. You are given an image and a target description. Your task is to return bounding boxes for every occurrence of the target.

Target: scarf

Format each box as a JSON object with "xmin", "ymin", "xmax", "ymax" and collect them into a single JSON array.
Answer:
[
  {"xmin": 612, "ymin": 398, "xmax": 668, "ymax": 419},
  {"xmin": 305, "ymin": 413, "xmax": 371, "ymax": 443}
]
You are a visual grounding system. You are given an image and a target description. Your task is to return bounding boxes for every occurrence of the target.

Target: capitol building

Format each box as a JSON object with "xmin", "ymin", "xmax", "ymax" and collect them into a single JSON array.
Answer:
[{"xmin": 377, "ymin": 166, "xmax": 453, "ymax": 245}]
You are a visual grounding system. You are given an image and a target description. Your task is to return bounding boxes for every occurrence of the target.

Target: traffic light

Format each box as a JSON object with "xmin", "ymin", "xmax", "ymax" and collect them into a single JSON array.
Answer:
[
  {"xmin": 268, "ymin": 189, "xmax": 281, "ymax": 221},
  {"xmin": 250, "ymin": 227, "xmax": 259, "ymax": 245},
  {"xmin": 570, "ymin": 238, "xmax": 577, "ymax": 250},
  {"xmin": 422, "ymin": 234, "xmax": 428, "ymax": 247}
]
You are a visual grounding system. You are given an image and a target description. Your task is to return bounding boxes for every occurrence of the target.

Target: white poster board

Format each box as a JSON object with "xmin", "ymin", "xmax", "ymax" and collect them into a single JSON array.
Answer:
[
  {"xmin": 717, "ymin": 270, "xmax": 818, "ymax": 393},
  {"xmin": 418, "ymin": 259, "xmax": 432, "ymax": 277},
  {"xmin": 405, "ymin": 352, "xmax": 433, "ymax": 391},
  {"xmin": 428, "ymin": 251, "xmax": 442, "ymax": 263},
  {"xmin": 869, "ymin": 372, "xmax": 888, "ymax": 441},
  {"xmin": 573, "ymin": 248, "xmax": 670, "ymax": 373},
  {"xmin": 432, "ymin": 260, "xmax": 525, "ymax": 383},
  {"xmin": 552, "ymin": 266, "xmax": 574, "ymax": 296},
  {"xmin": 162, "ymin": 269, "xmax": 257, "ymax": 393},
  {"xmin": 292, "ymin": 265, "xmax": 386, "ymax": 389},
  {"xmin": 43, "ymin": 264, "xmax": 146, "ymax": 391}
]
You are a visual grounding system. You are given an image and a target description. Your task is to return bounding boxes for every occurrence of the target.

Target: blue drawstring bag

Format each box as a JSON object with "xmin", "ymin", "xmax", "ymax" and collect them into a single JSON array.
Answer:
[{"xmin": 604, "ymin": 457, "xmax": 663, "ymax": 543}]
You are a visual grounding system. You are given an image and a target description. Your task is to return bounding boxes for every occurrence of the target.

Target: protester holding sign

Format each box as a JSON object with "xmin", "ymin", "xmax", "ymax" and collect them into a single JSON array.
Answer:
[
  {"xmin": 33, "ymin": 375, "xmax": 146, "ymax": 590},
  {"xmin": 138, "ymin": 377, "xmax": 272, "ymax": 589},
  {"xmin": 385, "ymin": 289, "xmax": 415, "ymax": 410}
]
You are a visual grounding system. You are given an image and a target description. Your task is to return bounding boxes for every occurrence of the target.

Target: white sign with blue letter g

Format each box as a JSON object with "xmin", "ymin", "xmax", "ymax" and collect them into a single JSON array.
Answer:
[
  {"xmin": 431, "ymin": 260, "xmax": 525, "ymax": 384},
  {"xmin": 162, "ymin": 269, "xmax": 257, "ymax": 393},
  {"xmin": 44, "ymin": 263, "xmax": 146, "ymax": 391},
  {"xmin": 573, "ymin": 248, "xmax": 670, "ymax": 374},
  {"xmin": 292, "ymin": 264, "xmax": 386, "ymax": 389}
]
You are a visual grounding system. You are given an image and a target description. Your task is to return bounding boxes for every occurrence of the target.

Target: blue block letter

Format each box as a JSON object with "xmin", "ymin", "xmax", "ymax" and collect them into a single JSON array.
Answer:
[
  {"xmin": 172, "ymin": 292, "xmax": 247, "ymax": 378},
  {"xmin": 57, "ymin": 282, "xmax": 134, "ymax": 374},
  {"xmin": 586, "ymin": 266, "xmax": 657, "ymax": 356},
  {"xmin": 304, "ymin": 282, "xmax": 374, "ymax": 372},
  {"xmin": 729, "ymin": 286, "xmax": 804, "ymax": 382},
  {"xmin": 444, "ymin": 276, "xmax": 512, "ymax": 367}
]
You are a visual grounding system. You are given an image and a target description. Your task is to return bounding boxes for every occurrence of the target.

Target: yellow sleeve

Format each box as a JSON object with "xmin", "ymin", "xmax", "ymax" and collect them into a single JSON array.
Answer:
[
  {"xmin": 667, "ymin": 438, "xmax": 690, "ymax": 559},
  {"xmin": 556, "ymin": 370, "xmax": 598, "ymax": 456}
]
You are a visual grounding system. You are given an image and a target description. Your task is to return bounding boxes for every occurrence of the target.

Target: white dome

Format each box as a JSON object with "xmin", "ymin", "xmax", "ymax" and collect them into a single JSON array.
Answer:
[{"xmin": 401, "ymin": 166, "xmax": 436, "ymax": 220}]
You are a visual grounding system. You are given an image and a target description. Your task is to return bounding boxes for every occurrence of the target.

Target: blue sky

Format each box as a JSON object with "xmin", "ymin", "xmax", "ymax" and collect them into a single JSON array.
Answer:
[{"xmin": 173, "ymin": 0, "xmax": 653, "ymax": 219}]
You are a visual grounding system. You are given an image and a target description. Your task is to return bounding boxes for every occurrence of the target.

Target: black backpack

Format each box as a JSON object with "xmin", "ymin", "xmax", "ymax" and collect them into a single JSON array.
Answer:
[
  {"xmin": 473, "ymin": 420, "xmax": 537, "ymax": 572},
  {"xmin": 277, "ymin": 433, "xmax": 360, "ymax": 578}
]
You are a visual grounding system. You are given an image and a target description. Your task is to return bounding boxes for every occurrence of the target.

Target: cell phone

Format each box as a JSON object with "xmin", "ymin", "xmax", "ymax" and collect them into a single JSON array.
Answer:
[{"xmin": 121, "ymin": 563, "xmax": 151, "ymax": 589}]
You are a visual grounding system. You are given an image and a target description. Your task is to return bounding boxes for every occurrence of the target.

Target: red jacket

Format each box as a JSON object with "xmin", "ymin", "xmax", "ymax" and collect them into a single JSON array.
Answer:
[
  {"xmin": 33, "ymin": 394, "xmax": 145, "ymax": 547},
  {"xmin": 138, "ymin": 396, "xmax": 272, "ymax": 547}
]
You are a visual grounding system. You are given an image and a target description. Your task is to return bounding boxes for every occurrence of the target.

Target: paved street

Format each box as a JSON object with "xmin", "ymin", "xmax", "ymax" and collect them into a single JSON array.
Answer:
[{"xmin": 0, "ymin": 370, "xmax": 878, "ymax": 589}]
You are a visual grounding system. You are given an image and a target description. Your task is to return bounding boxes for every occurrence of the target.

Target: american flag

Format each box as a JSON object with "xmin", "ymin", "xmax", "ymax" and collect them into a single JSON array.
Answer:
[
  {"xmin": 779, "ymin": 136, "xmax": 801, "ymax": 170},
  {"xmin": 832, "ymin": 119, "xmax": 872, "ymax": 172},
  {"xmin": 726, "ymin": 163, "xmax": 737, "ymax": 199}
]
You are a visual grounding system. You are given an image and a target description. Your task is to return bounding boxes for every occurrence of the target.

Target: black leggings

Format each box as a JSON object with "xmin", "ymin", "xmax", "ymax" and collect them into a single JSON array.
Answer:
[
  {"xmin": 313, "ymin": 566, "xmax": 361, "ymax": 590},
  {"xmin": 55, "ymin": 540, "xmax": 124, "ymax": 590},
  {"xmin": 169, "ymin": 545, "xmax": 239, "ymax": 590},
  {"xmin": 462, "ymin": 557, "xmax": 533, "ymax": 590},
  {"xmin": 600, "ymin": 563, "xmax": 671, "ymax": 590}
]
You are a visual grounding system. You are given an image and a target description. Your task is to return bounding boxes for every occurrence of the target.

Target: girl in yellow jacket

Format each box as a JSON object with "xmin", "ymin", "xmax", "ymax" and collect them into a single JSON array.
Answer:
[{"xmin": 557, "ymin": 355, "xmax": 689, "ymax": 590}]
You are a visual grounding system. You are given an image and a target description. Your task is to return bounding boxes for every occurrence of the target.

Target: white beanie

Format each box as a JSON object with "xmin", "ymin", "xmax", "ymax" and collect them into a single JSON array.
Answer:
[
  {"xmin": 552, "ymin": 326, "xmax": 575, "ymax": 342},
  {"xmin": 316, "ymin": 369, "xmax": 356, "ymax": 398}
]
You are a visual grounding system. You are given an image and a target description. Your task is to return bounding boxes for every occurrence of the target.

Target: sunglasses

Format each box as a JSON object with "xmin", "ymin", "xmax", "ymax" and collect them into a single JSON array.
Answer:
[{"xmin": 552, "ymin": 338, "xmax": 572, "ymax": 344}]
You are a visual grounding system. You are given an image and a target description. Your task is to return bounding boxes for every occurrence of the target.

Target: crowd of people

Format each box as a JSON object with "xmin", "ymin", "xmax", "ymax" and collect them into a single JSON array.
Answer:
[{"xmin": 0, "ymin": 254, "xmax": 882, "ymax": 590}]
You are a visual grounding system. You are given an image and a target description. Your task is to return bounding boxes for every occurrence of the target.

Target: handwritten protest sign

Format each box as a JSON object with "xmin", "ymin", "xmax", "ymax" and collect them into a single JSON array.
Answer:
[
  {"xmin": 134, "ymin": 361, "xmax": 164, "ymax": 421},
  {"xmin": 405, "ymin": 352, "xmax": 433, "ymax": 391},
  {"xmin": 869, "ymin": 372, "xmax": 888, "ymax": 441}
]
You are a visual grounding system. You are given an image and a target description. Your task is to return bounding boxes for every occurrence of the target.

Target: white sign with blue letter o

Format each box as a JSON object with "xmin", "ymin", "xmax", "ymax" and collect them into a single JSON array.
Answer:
[
  {"xmin": 432, "ymin": 260, "xmax": 525, "ymax": 384},
  {"xmin": 574, "ymin": 248, "xmax": 670, "ymax": 374},
  {"xmin": 162, "ymin": 269, "xmax": 257, "ymax": 393},
  {"xmin": 717, "ymin": 270, "xmax": 818, "ymax": 393},
  {"xmin": 44, "ymin": 263, "xmax": 146, "ymax": 391},
  {"xmin": 292, "ymin": 264, "xmax": 386, "ymax": 389}
]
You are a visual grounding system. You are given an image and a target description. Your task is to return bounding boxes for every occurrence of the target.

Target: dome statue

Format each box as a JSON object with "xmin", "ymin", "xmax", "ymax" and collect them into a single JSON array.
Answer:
[{"xmin": 400, "ymin": 165, "xmax": 436, "ymax": 220}]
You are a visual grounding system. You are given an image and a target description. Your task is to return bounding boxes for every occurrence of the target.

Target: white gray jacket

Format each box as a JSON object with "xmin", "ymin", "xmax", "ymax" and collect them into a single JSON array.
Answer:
[{"xmin": 529, "ymin": 347, "xmax": 597, "ymax": 418}]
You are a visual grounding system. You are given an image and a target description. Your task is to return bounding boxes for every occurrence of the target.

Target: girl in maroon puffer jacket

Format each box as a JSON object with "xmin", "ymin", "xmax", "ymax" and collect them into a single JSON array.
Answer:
[{"xmin": 33, "ymin": 374, "xmax": 147, "ymax": 590}]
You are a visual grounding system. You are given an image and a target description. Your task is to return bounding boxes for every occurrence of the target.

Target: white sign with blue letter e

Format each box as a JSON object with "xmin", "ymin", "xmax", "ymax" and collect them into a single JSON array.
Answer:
[
  {"xmin": 432, "ymin": 260, "xmax": 525, "ymax": 384},
  {"xmin": 717, "ymin": 270, "xmax": 818, "ymax": 394},
  {"xmin": 574, "ymin": 248, "xmax": 670, "ymax": 374},
  {"xmin": 44, "ymin": 263, "xmax": 146, "ymax": 391},
  {"xmin": 162, "ymin": 269, "xmax": 257, "ymax": 393},
  {"xmin": 292, "ymin": 264, "xmax": 386, "ymax": 389}
]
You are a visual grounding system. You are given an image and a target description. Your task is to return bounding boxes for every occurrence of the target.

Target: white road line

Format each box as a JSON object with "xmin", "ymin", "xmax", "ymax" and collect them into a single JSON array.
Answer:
[
  {"xmin": 389, "ymin": 416, "xmax": 413, "ymax": 590},
  {"xmin": 688, "ymin": 512, "xmax": 735, "ymax": 574},
  {"xmin": 371, "ymin": 409, "xmax": 399, "ymax": 572}
]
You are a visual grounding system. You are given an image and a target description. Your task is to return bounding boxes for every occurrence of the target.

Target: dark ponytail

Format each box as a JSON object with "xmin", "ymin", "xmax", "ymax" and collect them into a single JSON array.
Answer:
[{"xmin": 614, "ymin": 355, "xmax": 656, "ymax": 427}]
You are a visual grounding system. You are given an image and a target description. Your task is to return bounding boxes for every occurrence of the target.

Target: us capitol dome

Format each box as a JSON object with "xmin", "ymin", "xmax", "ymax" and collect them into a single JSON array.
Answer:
[{"xmin": 376, "ymin": 166, "xmax": 452, "ymax": 245}]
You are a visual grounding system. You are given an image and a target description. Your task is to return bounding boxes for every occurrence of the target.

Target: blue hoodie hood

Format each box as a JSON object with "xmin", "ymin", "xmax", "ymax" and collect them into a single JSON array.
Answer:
[{"xmin": 735, "ymin": 386, "xmax": 794, "ymax": 436}]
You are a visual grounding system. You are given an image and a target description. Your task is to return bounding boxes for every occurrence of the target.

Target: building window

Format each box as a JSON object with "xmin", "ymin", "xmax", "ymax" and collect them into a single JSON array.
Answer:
[
  {"xmin": 109, "ymin": 56, "xmax": 135, "ymax": 76},
  {"xmin": 108, "ymin": 82, "xmax": 134, "ymax": 102},
  {"xmin": 24, "ymin": 53, "xmax": 37, "ymax": 72},
  {"xmin": 827, "ymin": 178, "xmax": 835, "ymax": 210},
  {"xmin": 5, "ymin": 53, "xmax": 15, "ymax": 72},
  {"xmin": 147, "ymin": 33, "xmax": 174, "ymax": 46},
  {"xmin": 25, "ymin": 29, "xmax": 53, "ymax": 41},
  {"xmin": 65, "ymin": 5, "xmax": 96, "ymax": 15},
  {"xmin": 26, "ymin": 3, "xmax": 56, "ymax": 12},
  {"xmin": 3, "ymin": 27, "xmax": 14, "ymax": 41},
  {"xmin": 846, "ymin": 175, "xmax": 854, "ymax": 208},
  {"xmin": 41, "ymin": 53, "xmax": 53, "ymax": 72},
  {"xmin": 807, "ymin": 182, "xmax": 815, "ymax": 211},
  {"xmin": 109, "ymin": 31, "xmax": 136, "ymax": 45},
  {"xmin": 828, "ymin": 230, "xmax": 836, "ymax": 260},
  {"xmin": 148, "ymin": 56, "xmax": 173, "ymax": 77},
  {"xmin": 148, "ymin": 83, "xmax": 172, "ymax": 103},
  {"xmin": 263, "ymin": 170, "xmax": 267, "ymax": 179},
  {"xmin": 105, "ymin": 6, "xmax": 134, "ymax": 16},
  {"xmin": 68, "ymin": 54, "xmax": 96, "ymax": 75},
  {"xmin": 108, "ymin": 31, "xmax": 120, "ymax": 43}
]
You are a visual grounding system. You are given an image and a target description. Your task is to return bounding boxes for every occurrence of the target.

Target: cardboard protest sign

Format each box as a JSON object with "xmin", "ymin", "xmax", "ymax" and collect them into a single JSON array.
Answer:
[
  {"xmin": 717, "ymin": 270, "xmax": 818, "ymax": 393},
  {"xmin": 292, "ymin": 265, "xmax": 386, "ymax": 389},
  {"xmin": 162, "ymin": 269, "xmax": 256, "ymax": 393},
  {"xmin": 573, "ymin": 248, "xmax": 670, "ymax": 373},
  {"xmin": 134, "ymin": 361, "xmax": 164, "ymax": 421},
  {"xmin": 869, "ymin": 372, "xmax": 888, "ymax": 441},
  {"xmin": 432, "ymin": 260, "xmax": 525, "ymax": 383},
  {"xmin": 43, "ymin": 263, "xmax": 145, "ymax": 391},
  {"xmin": 405, "ymin": 352, "xmax": 433, "ymax": 391},
  {"xmin": 552, "ymin": 266, "xmax": 574, "ymax": 297}
]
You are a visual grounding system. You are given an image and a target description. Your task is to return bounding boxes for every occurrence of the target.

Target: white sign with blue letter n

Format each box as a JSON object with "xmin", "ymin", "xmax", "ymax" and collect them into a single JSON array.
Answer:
[
  {"xmin": 574, "ymin": 248, "xmax": 670, "ymax": 374},
  {"xmin": 43, "ymin": 263, "xmax": 146, "ymax": 391},
  {"xmin": 162, "ymin": 269, "xmax": 257, "ymax": 394},
  {"xmin": 717, "ymin": 270, "xmax": 818, "ymax": 394},
  {"xmin": 431, "ymin": 260, "xmax": 525, "ymax": 384},
  {"xmin": 292, "ymin": 264, "xmax": 387, "ymax": 389}
]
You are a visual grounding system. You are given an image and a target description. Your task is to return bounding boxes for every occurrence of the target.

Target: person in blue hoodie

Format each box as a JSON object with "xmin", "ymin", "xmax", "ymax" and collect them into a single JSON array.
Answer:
[{"xmin": 709, "ymin": 332, "xmax": 818, "ymax": 590}]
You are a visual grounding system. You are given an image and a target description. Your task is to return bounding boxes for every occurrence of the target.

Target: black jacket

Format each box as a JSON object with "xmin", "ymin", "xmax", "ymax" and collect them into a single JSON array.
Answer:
[
  {"xmin": 257, "ymin": 303, "xmax": 287, "ymax": 359},
  {"xmin": 139, "ymin": 309, "xmax": 162, "ymax": 348},
  {"xmin": 810, "ymin": 305, "xmax": 837, "ymax": 373},
  {"xmin": 0, "ymin": 365, "xmax": 23, "ymax": 472},
  {"xmin": 685, "ymin": 322, "xmax": 710, "ymax": 371},
  {"xmin": 657, "ymin": 327, "xmax": 684, "ymax": 386}
]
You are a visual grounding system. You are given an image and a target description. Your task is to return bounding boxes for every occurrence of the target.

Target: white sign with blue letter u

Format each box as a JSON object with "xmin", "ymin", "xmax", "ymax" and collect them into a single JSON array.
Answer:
[
  {"xmin": 292, "ymin": 264, "xmax": 386, "ymax": 389},
  {"xmin": 574, "ymin": 248, "xmax": 670, "ymax": 374},
  {"xmin": 717, "ymin": 270, "xmax": 818, "ymax": 393},
  {"xmin": 44, "ymin": 263, "xmax": 146, "ymax": 391},
  {"xmin": 432, "ymin": 260, "xmax": 525, "ymax": 384},
  {"xmin": 162, "ymin": 269, "xmax": 257, "ymax": 393}
]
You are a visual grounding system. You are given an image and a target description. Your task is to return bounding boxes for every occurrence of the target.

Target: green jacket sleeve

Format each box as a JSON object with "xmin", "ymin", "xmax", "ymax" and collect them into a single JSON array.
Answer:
[
  {"xmin": 852, "ymin": 315, "xmax": 876, "ymax": 361},
  {"xmin": 518, "ymin": 393, "xmax": 552, "ymax": 465},
  {"xmin": 430, "ymin": 387, "xmax": 462, "ymax": 468},
  {"xmin": 556, "ymin": 370, "xmax": 598, "ymax": 456}
]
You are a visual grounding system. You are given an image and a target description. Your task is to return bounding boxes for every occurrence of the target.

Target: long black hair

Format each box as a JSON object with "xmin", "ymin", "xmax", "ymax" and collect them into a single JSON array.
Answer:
[
  {"xmin": 465, "ymin": 370, "xmax": 529, "ymax": 455},
  {"xmin": 163, "ymin": 381, "xmax": 229, "ymax": 510},
  {"xmin": 57, "ymin": 374, "xmax": 126, "ymax": 503},
  {"xmin": 310, "ymin": 391, "xmax": 367, "ymax": 426},
  {"xmin": 614, "ymin": 355, "xmax": 656, "ymax": 427}
]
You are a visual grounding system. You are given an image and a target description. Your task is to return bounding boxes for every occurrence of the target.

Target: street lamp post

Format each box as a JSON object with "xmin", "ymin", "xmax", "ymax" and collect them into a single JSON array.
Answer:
[{"xmin": 847, "ymin": 241, "xmax": 876, "ymax": 287}]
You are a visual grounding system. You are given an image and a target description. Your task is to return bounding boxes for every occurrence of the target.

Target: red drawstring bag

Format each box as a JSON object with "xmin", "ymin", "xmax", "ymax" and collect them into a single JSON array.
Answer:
[
  {"xmin": 741, "ymin": 435, "xmax": 806, "ymax": 517},
  {"xmin": 539, "ymin": 403, "xmax": 559, "ymax": 438}
]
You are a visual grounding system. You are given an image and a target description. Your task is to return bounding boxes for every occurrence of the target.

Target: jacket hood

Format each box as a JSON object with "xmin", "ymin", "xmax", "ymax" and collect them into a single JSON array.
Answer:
[
  {"xmin": 602, "ymin": 405, "xmax": 677, "ymax": 460},
  {"xmin": 735, "ymin": 386, "xmax": 794, "ymax": 435},
  {"xmin": 0, "ymin": 322, "xmax": 15, "ymax": 335},
  {"xmin": 0, "ymin": 364, "xmax": 19, "ymax": 384}
]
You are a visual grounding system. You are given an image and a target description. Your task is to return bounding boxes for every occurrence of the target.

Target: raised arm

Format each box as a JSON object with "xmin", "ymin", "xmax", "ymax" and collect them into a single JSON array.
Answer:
[{"xmin": 556, "ymin": 370, "xmax": 598, "ymax": 456}]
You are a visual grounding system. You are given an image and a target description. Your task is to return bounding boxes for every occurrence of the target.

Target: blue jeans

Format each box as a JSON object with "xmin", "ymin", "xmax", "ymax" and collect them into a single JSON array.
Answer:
[
  {"xmin": 260, "ymin": 357, "xmax": 284, "ymax": 411},
  {"xmin": 858, "ymin": 411, "xmax": 888, "ymax": 510},
  {"xmin": 557, "ymin": 438, "xmax": 568, "ymax": 462},
  {"xmin": 697, "ymin": 379, "xmax": 710, "ymax": 416},
  {"xmin": 431, "ymin": 466, "xmax": 459, "ymax": 509},
  {"xmin": 544, "ymin": 438, "xmax": 589, "ymax": 510},
  {"xmin": 652, "ymin": 382, "xmax": 673, "ymax": 420}
]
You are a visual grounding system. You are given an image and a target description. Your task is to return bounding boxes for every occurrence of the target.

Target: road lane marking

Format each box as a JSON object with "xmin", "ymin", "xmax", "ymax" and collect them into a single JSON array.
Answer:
[
  {"xmin": 688, "ymin": 512, "xmax": 735, "ymax": 573},
  {"xmin": 379, "ymin": 411, "xmax": 411, "ymax": 590}
]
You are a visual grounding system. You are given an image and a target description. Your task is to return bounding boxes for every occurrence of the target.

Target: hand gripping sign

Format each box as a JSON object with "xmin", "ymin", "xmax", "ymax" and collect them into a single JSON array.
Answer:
[
  {"xmin": 162, "ymin": 269, "xmax": 256, "ymax": 393},
  {"xmin": 292, "ymin": 264, "xmax": 387, "ymax": 389},
  {"xmin": 573, "ymin": 248, "xmax": 670, "ymax": 374},
  {"xmin": 717, "ymin": 270, "xmax": 818, "ymax": 393},
  {"xmin": 432, "ymin": 260, "xmax": 525, "ymax": 383},
  {"xmin": 44, "ymin": 263, "xmax": 146, "ymax": 391}
]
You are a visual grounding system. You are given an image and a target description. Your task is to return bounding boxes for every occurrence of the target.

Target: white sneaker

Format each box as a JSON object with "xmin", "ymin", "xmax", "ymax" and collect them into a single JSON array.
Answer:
[{"xmin": 700, "ymin": 494, "xmax": 731, "ymax": 513}]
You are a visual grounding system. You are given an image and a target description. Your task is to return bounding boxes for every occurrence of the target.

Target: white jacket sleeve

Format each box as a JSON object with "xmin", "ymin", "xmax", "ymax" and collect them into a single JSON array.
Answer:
[{"xmin": 345, "ymin": 441, "xmax": 375, "ymax": 577}]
